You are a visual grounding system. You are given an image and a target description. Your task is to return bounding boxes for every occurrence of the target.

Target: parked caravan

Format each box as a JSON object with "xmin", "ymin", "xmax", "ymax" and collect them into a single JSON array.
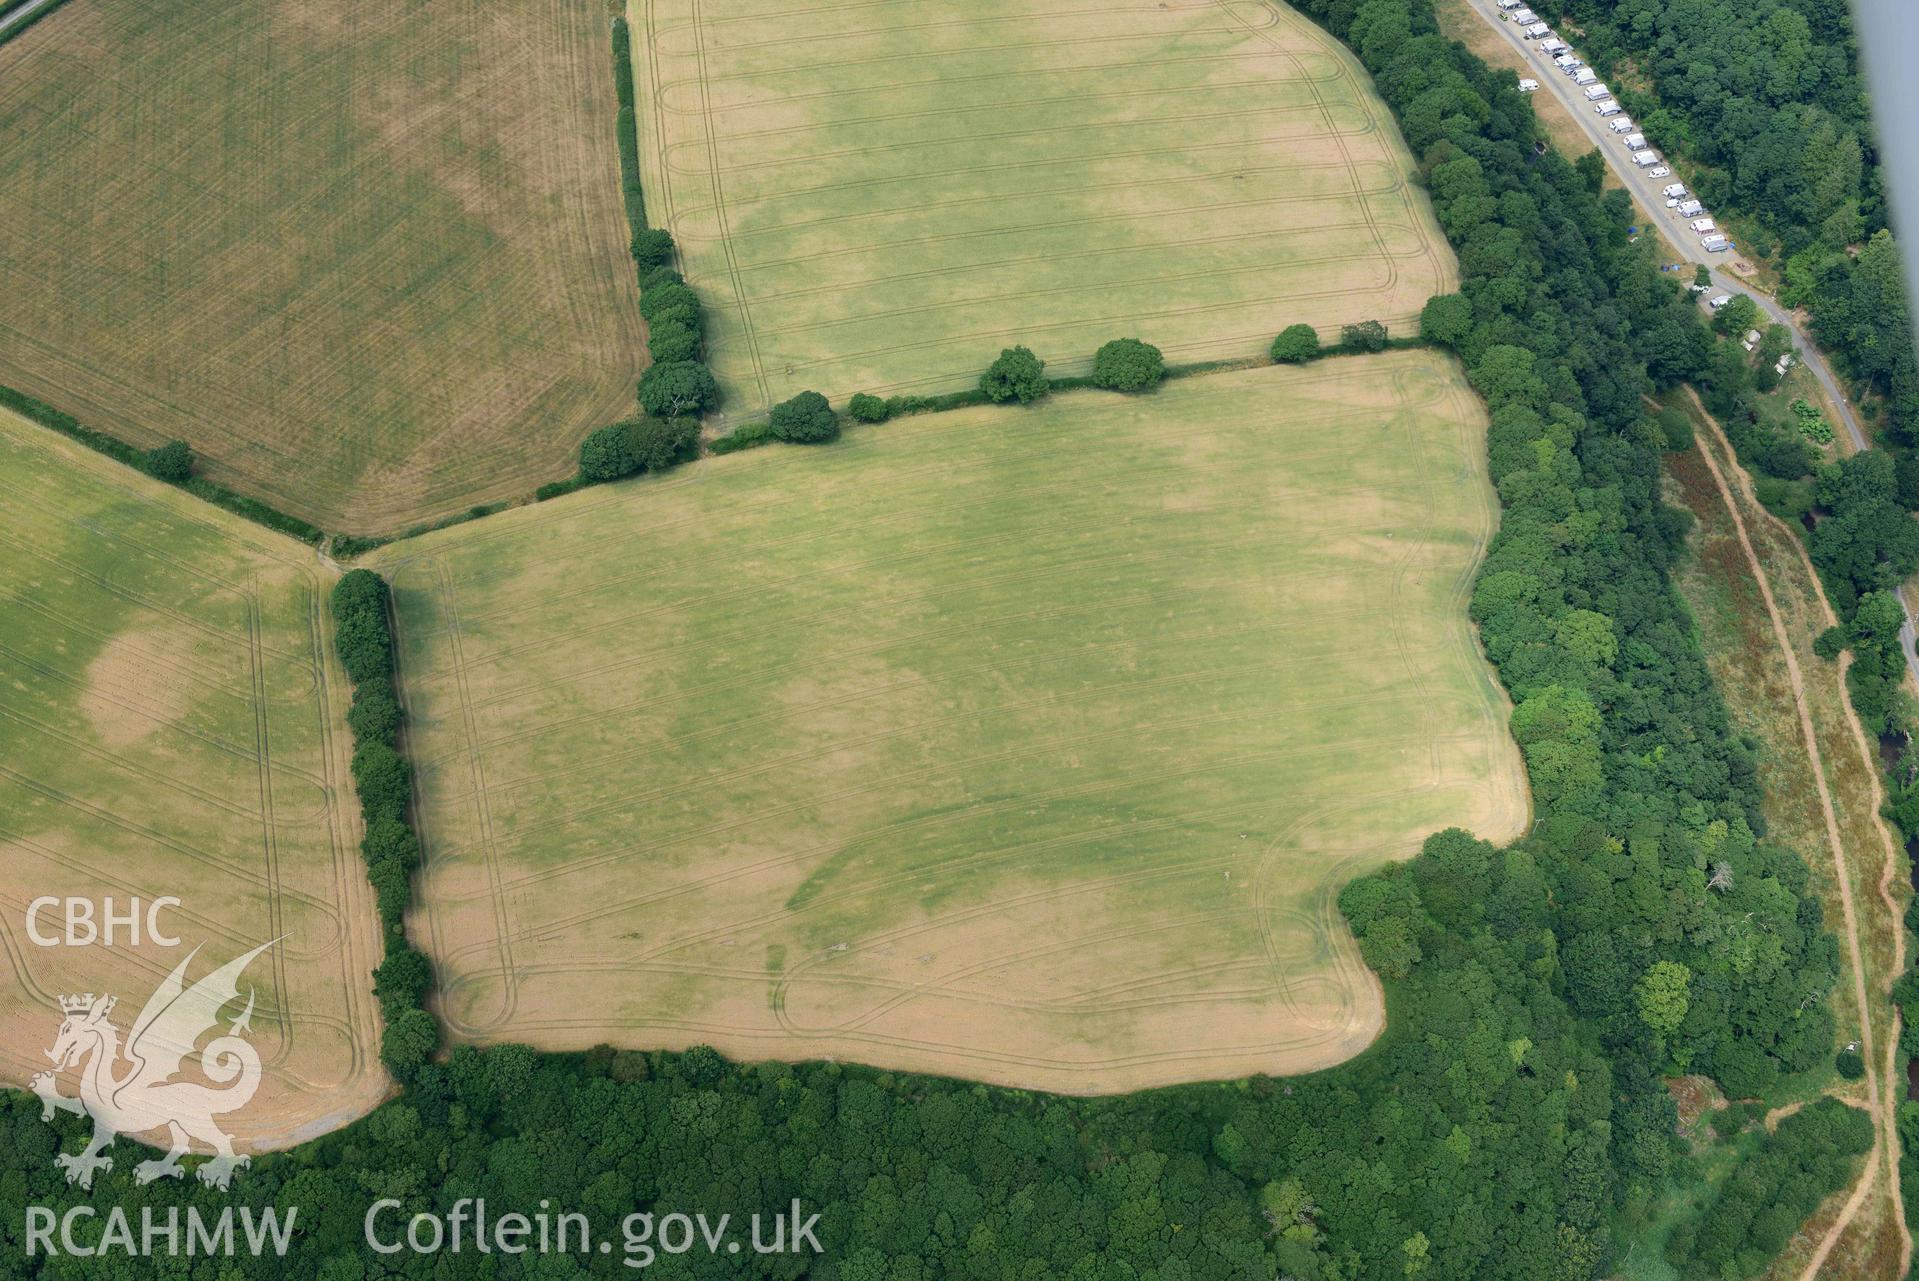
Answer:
[
  {"xmin": 1688, "ymin": 217, "xmax": 1716, "ymax": 233},
  {"xmin": 1607, "ymin": 117, "xmax": 1635, "ymax": 133},
  {"xmin": 1623, "ymin": 133, "xmax": 1646, "ymax": 149},
  {"xmin": 1595, "ymin": 100, "xmax": 1621, "ymax": 116},
  {"xmin": 1702, "ymin": 234, "xmax": 1731, "ymax": 252},
  {"xmin": 1521, "ymin": 22, "xmax": 1549, "ymax": 36},
  {"xmin": 1583, "ymin": 82, "xmax": 1609, "ymax": 100},
  {"xmin": 1676, "ymin": 199, "xmax": 1703, "ymax": 216},
  {"xmin": 1663, "ymin": 183, "xmax": 1688, "ymax": 198},
  {"xmin": 1631, "ymin": 149, "xmax": 1659, "ymax": 167}
]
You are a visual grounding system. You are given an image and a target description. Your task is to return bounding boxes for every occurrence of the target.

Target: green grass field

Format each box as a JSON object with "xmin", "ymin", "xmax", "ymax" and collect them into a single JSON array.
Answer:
[
  {"xmin": 0, "ymin": 409, "xmax": 385, "ymax": 1147},
  {"xmin": 374, "ymin": 350, "xmax": 1525, "ymax": 1091},
  {"xmin": 629, "ymin": 0, "xmax": 1453, "ymax": 416},
  {"xmin": 0, "ymin": 0, "xmax": 644, "ymax": 534}
]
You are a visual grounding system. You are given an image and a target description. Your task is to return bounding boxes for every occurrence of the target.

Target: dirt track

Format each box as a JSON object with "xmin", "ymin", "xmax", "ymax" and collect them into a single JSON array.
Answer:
[{"xmin": 1683, "ymin": 394, "xmax": 1910, "ymax": 1280}]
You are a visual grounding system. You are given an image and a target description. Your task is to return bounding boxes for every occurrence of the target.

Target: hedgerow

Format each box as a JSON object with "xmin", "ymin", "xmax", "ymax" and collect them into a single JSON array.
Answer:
[{"xmin": 328, "ymin": 568, "xmax": 439, "ymax": 1081}]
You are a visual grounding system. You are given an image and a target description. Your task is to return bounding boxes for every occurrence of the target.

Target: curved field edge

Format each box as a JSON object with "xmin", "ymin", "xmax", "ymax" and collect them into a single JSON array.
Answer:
[
  {"xmin": 0, "ymin": 0, "xmax": 644, "ymax": 536},
  {"xmin": 368, "ymin": 350, "xmax": 1526, "ymax": 1092},
  {"xmin": 627, "ymin": 0, "xmax": 1455, "ymax": 418},
  {"xmin": 0, "ymin": 407, "xmax": 390, "ymax": 1152}
]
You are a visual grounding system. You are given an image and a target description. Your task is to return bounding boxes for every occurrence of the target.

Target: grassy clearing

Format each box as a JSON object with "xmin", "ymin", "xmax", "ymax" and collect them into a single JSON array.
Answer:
[
  {"xmin": 373, "ymin": 350, "xmax": 1525, "ymax": 1091},
  {"xmin": 628, "ymin": 0, "xmax": 1453, "ymax": 416},
  {"xmin": 0, "ymin": 0, "xmax": 644, "ymax": 535},
  {"xmin": 1664, "ymin": 399, "xmax": 1910, "ymax": 1279},
  {"xmin": 0, "ymin": 409, "xmax": 385, "ymax": 1149}
]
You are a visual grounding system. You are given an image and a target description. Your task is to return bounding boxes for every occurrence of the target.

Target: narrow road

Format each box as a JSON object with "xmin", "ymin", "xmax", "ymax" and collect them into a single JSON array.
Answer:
[
  {"xmin": 1460, "ymin": 0, "xmax": 1919, "ymax": 688},
  {"xmin": 0, "ymin": 0, "xmax": 61, "ymax": 42}
]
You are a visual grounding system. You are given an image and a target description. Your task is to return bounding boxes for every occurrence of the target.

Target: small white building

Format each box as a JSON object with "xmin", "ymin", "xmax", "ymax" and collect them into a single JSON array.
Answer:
[
  {"xmin": 1702, "ymin": 234, "xmax": 1731, "ymax": 252},
  {"xmin": 1517, "ymin": 78, "xmax": 1540, "ymax": 93},
  {"xmin": 1574, "ymin": 67, "xmax": 1598, "ymax": 85},
  {"xmin": 1776, "ymin": 353, "xmax": 1795, "ymax": 374},
  {"xmin": 1688, "ymin": 217, "xmax": 1716, "ymax": 233},
  {"xmin": 1742, "ymin": 328, "xmax": 1762, "ymax": 351},
  {"xmin": 1595, "ymin": 100, "xmax": 1622, "ymax": 116}
]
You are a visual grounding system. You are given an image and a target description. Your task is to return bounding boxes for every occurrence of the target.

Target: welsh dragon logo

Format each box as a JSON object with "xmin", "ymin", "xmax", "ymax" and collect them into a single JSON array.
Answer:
[{"xmin": 31, "ymin": 940, "xmax": 274, "ymax": 1191}]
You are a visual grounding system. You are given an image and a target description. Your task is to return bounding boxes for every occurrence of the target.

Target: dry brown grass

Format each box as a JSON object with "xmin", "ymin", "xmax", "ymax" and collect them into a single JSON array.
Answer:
[
  {"xmin": 1666, "ymin": 397, "xmax": 1911, "ymax": 1281},
  {"xmin": 0, "ymin": 0, "xmax": 644, "ymax": 535}
]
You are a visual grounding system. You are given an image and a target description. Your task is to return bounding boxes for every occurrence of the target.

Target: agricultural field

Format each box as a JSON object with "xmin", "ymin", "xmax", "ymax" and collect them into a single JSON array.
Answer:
[
  {"xmin": 0, "ymin": 0, "xmax": 645, "ymax": 535},
  {"xmin": 0, "ymin": 410, "xmax": 386, "ymax": 1148},
  {"xmin": 628, "ymin": 0, "xmax": 1453, "ymax": 416},
  {"xmin": 374, "ymin": 351, "xmax": 1526, "ymax": 1092}
]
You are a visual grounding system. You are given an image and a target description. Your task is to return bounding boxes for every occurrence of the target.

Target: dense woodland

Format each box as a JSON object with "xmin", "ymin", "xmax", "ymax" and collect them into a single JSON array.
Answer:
[
  {"xmin": 1554, "ymin": 0, "xmax": 1919, "ymax": 452},
  {"xmin": 1558, "ymin": 0, "xmax": 1919, "ymax": 1236},
  {"xmin": 0, "ymin": 2, "xmax": 1880, "ymax": 1278}
]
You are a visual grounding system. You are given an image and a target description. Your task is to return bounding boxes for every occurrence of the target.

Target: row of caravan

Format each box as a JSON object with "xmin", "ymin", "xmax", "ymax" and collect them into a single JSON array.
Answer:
[{"xmin": 1496, "ymin": 0, "xmax": 1728, "ymax": 253}]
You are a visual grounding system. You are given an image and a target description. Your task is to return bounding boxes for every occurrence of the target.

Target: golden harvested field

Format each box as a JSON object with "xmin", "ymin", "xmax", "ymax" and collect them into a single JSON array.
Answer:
[
  {"xmin": 0, "ymin": 410, "xmax": 386, "ymax": 1150},
  {"xmin": 374, "ymin": 351, "xmax": 1526, "ymax": 1092},
  {"xmin": 628, "ymin": 0, "xmax": 1454, "ymax": 416},
  {"xmin": 0, "ymin": 0, "xmax": 644, "ymax": 535}
]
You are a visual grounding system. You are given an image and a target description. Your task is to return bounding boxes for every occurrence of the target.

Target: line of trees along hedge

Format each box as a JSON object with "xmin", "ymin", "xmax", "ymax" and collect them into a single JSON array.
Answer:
[
  {"xmin": 609, "ymin": 18, "xmax": 719, "ymax": 419},
  {"xmin": 329, "ymin": 568, "xmax": 440, "ymax": 1084},
  {"xmin": 0, "ymin": 384, "xmax": 325, "ymax": 544},
  {"xmin": 1550, "ymin": 0, "xmax": 1918, "ymax": 454},
  {"xmin": 608, "ymin": 17, "xmax": 647, "ymax": 243},
  {"xmin": 0, "ymin": 6, "xmax": 1856, "ymax": 1279}
]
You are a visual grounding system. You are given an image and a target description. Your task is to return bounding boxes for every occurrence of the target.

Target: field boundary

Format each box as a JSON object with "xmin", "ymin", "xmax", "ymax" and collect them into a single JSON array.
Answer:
[
  {"xmin": 0, "ymin": 385, "xmax": 323, "ymax": 545},
  {"xmin": 626, "ymin": 0, "xmax": 1450, "ymax": 417}
]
